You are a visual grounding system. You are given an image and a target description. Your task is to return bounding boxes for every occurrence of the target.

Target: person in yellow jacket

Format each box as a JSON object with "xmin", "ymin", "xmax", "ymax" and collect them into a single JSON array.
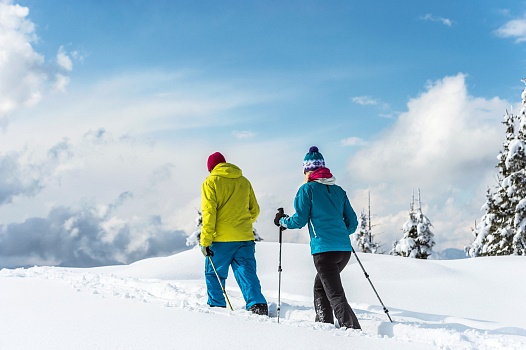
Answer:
[{"xmin": 200, "ymin": 151, "xmax": 268, "ymax": 315}]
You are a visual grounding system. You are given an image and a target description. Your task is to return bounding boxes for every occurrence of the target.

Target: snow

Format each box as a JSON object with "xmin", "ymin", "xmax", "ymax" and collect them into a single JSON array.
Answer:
[
  {"xmin": 505, "ymin": 139, "xmax": 526, "ymax": 169},
  {"xmin": 1, "ymin": 242, "xmax": 525, "ymax": 350}
]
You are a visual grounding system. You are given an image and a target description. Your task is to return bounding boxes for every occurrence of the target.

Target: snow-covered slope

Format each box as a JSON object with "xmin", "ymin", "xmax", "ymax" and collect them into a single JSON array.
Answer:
[{"xmin": 1, "ymin": 242, "xmax": 525, "ymax": 349}]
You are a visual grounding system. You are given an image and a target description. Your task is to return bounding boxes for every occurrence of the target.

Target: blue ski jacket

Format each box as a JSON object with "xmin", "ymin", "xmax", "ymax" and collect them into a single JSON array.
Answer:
[{"xmin": 280, "ymin": 178, "xmax": 358, "ymax": 255}]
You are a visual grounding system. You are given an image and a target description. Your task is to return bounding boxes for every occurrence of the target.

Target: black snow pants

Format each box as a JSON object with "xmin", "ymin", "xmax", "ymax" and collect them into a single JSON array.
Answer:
[{"xmin": 312, "ymin": 251, "xmax": 361, "ymax": 329}]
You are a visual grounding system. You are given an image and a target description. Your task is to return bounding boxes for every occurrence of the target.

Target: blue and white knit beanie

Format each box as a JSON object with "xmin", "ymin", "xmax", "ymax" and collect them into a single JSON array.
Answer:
[{"xmin": 303, "ymin": 146, "xmax": 325, "ymax": 173}]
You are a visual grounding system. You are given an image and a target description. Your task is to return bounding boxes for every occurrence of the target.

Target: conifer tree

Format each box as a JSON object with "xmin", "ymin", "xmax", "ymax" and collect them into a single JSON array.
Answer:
[
  {"xmin": 467, "ymin": 81, "xmax": 526, "ymax": 256},
  {"xmin": 355, "ymin": 192, "xmax": 380, "ymax": 253},
  {"xmin": 185, "ymin": 210, "xmax": 203, "ymax": 246},
  {"xmin": 391, "ymin": 190, "xmax": 435, "ymax": 259}
]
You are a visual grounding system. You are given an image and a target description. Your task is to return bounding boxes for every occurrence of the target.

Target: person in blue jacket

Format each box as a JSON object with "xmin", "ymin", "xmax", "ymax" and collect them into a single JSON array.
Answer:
[{"xmin": 274, "ymin": 146, "xmax": 361, "ymax": 330}]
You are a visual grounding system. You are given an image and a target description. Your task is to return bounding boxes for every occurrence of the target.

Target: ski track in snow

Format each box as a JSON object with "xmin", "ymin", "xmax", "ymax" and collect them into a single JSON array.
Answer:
[{"xmin": 1, "ymin": 266, "xmax": 525, "ymax": 350}]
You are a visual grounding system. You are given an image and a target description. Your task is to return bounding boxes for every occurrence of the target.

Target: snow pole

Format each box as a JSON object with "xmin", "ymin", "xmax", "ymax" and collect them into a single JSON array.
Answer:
[
  {"xmin": 277, "ymin": 208, "xmax": 284, "ymax": 323},
  {"xmin": 208, "ymin": 255, "xmax": 234, "ymax": 311},
  {"xmin": 351, "ymin": 247, "xmax": 393, "ymax": 323}
]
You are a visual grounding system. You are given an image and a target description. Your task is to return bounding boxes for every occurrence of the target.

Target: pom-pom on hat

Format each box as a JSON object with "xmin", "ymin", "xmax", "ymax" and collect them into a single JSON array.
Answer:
[
  {"xmin": 303, "ymin": 146, "xmax": 325, "ymax": 173},
  {"xmin": 207, "ymin": 152, "xmax": 226, "ymax": 172}
]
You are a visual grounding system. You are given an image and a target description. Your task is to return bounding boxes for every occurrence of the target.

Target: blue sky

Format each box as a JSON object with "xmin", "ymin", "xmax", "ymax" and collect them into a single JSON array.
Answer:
[{"xmin": 1, "ymin": 0, "xmax": 526, "ymax": 267}]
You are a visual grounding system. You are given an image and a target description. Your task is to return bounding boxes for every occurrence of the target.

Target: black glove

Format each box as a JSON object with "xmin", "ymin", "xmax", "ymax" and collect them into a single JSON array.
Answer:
[
  {"xmin": 201, "ymin": 246, "xmax": 214, "ymax": 257},
  {"xmin": 274, "ymin": 209, "xmax": 288, "ymax": 227}
]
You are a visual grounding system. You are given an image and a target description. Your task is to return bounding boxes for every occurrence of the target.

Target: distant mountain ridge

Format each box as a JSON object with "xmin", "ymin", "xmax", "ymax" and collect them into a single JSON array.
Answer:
[{"xmin": 432, "ymin": 248, "xmax": 467, "ymax": 260}]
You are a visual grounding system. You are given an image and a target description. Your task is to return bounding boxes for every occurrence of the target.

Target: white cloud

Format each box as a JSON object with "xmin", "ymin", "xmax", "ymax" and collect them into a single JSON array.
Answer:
[
  {"xmin": 496, "ymin": 17, "xmax": 526, "ymax": 42},
  {"xmin": 57, "ymin": 47, "xmax": 73, "ymax": 71},
  {"xmin": 0, "ymin": 60, "xmax": 301, "ymax": 267},
  {"xmin": 347, "ymin": 74, "xmax": 511, "ymax": 250},
  {"xmin": 340, "ymin": 137, "xmax": 367, "ymax": 147},
  {"xmin": 351, "ymin": 96, "xmax": 391, "ymax": 114},
  {"xmin": 0, "ymin": 0, "xmax": 73, "ymax": 118},
  {"xmin": 420, "ymin": 14, "xmax": 454, "ymax": 27},
  {"xmin": 0, "ymin": 77, "xmax": 302, "ymax": 265},
  {"xmin": 352, "ymin": 96, "xmax": 379, "ymax": 106},
  {"xmin": 0, "ymin": 201, "xmax": 189, "ymax": 267},
  {"xmin": 53, "ymin": 74, "xmax": 70, "ymax": 92},
  {"xmin": 349, "ymin": 74, "xmax": 506, "ymax": 186},
  {"xmin": 21, "ymin": 70, "xmax": 278, "ymax": 142},
  {"xmin": 0, "ymin": 138, "xmax": 75, "ymax": 205},
  {"xmin": 232, "ymin": 130, "xmax": 256, "ymax": 139}
]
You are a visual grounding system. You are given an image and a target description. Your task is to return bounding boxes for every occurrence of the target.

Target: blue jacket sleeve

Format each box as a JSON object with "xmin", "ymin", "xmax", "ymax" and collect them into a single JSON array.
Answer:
[
  {"xmin": 280, "ymin": 185, "xmax": 311, "ymax": 229},
  {"xmin": 343, "ymin": 194, "xmax": 358, "ymax": 235}
]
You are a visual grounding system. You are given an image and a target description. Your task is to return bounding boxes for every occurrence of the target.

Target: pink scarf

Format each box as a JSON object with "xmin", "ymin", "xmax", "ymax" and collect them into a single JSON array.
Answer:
[{"xmin": 308, "ymin": 167, "xmax": 333, "ymax": 182}]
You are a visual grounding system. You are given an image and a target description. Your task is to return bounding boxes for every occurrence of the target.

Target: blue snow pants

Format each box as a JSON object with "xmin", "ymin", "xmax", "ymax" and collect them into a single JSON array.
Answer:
[{"xmin": 205, "ymin": 241, "xmax": 266, "ymax": 310}]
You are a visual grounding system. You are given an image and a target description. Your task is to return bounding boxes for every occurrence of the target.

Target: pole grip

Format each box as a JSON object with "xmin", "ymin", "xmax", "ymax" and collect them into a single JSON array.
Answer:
[{"xmin": 277, "ymin": 208, "xmax": 284, "ymax": 243}]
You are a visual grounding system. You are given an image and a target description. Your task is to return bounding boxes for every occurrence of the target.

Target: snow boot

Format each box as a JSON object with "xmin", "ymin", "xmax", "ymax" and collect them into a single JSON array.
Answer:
[
  {"xmin": 248, "ymin": 303, "xmax": 268, "ymax": 316},
  {"xmin": 337, "ymin": 304, "xmax": 361, "ymax": 330}
]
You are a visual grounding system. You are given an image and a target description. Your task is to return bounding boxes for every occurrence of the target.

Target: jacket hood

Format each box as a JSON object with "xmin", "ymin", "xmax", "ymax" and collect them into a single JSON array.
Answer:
[
  {"xmin": 209, "ymin": 162, "xmax": 242, "ymax": 179},
  {"xmin": 314, "ymin": 177, "xmax": 336, "ymax": 185}
]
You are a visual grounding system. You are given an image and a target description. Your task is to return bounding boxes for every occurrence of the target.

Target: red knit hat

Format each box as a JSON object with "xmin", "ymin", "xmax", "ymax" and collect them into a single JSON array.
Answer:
[{"xmin": 207, "ymin": 152, "xmax": 226, "ymax": 172}]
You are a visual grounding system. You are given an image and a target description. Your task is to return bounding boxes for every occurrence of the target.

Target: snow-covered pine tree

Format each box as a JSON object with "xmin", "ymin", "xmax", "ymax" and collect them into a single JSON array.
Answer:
[
  {"xmin": 185, "ymin": 210, "xmax": 203, "ymax": 246},
  {"xmin": 253, "ymin": 227, "xmax": 264, "ymax": 242},
  {"xmin": 356, "ymin": 211, "xmax": 372, "ymax": 253},
  {"xmin": 510, "ymin": 88, "xmax": 526, "ymax": 255},
  {"xmin": 467, "ymin": 81, "xmax": 526, "ymax": 257},
  {"xmin": 186, "ymin": 210, "xmax": 263, "ymax": 247},
  {"xmin": 390, "ymin": 190, "xmax": 435, "ymax": 259},
  {"xmin": 355, "ymin": 192, "xmax": 380, "ymax": 253}
]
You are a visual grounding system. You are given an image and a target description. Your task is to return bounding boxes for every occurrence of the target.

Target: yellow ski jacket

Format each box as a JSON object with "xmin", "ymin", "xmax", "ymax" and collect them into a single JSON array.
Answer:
[{"xmin": 200, "ymin": 162, "xmax": 260, "ymax": 247}]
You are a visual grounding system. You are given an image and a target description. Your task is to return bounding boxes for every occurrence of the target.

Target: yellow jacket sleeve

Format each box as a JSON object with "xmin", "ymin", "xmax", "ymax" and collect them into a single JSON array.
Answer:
[{"xmin": 200, "ymin": 179, "xmax": 217, "ymax": 247}]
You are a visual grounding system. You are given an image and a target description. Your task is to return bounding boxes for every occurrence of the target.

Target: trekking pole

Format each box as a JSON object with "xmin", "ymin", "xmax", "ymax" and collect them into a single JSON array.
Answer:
[
  {"xmin": 208, "ymin": 255, "xmax": 234, "ymax": 311},
  {"xmin": 277, "ymin": 208, "xmax": 284, "ymax": 323},
  {"xmin": 351, "ymin": 247, "xmax": 393, "ymax": 322}
]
